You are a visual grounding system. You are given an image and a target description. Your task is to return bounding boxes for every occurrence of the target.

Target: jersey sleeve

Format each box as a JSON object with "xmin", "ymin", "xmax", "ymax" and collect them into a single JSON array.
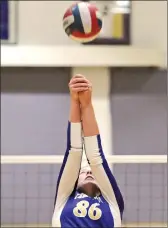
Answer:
[
  {"xmin": 54, "ymin": 121, "xmax": 83, "ymax": 209},
  {"xmin": 84, "ymin": 135, "xmax": 124, "ymax": 218}
]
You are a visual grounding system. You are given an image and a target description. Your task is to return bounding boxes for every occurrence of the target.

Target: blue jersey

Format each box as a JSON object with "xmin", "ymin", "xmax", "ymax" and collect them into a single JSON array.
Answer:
[{"xmin": 52, "ymin": 122, "xmax": 124, "ymax": 228}]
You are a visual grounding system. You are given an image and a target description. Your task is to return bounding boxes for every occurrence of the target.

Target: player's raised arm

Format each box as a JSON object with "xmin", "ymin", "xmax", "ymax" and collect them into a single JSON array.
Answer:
[
  {"xmin": 53, "ymin": 75, "xmax": 90, "ymax": 209},
  {"xmin": 79, "ymin": 79, "xmax": 124, "ymax": 218}
]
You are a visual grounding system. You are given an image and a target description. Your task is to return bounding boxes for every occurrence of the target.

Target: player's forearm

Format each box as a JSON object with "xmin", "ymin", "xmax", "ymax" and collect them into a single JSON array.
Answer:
[
  {"xmin": 69, "ymin": 99, "xmax": 82, "ymax": 149},
  {"xmin": 69, "ymin": 99, "xmax": 81, "ymax": 123},
  {"xmin": 81, "ymin": 102, "xmax": 103, "ymax": 167},
  {"xmin": 81, "ymin": 103, "xmax": 99, "ymax": 136}
]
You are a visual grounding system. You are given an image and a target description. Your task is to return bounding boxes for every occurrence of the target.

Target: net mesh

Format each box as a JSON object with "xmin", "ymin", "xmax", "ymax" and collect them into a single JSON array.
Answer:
[{"xmin": 1, "ymin": 155, "xmax": 167, "ymax": 227}]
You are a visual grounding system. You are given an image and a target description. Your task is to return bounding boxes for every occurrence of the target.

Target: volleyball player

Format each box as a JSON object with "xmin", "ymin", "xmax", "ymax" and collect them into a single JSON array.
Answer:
[{"xmin": 52, "ymin": 75, "xmax": 124, "ymax": 227}]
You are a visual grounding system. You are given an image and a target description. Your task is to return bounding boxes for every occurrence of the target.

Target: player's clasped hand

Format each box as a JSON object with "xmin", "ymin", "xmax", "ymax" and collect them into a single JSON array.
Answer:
[
  {"xmin": 69, "ymin": 74, "xmax": 90, "ymax": 92},
  {"xmin": 69, "ymin": 74, "xmax": 92, "ymax": 106}
]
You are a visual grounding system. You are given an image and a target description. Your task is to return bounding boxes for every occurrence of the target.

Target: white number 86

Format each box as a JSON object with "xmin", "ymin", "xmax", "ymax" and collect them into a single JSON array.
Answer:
[{"xmin": 73, "ymin": 200, "xmax": 102, "ymax": 220}]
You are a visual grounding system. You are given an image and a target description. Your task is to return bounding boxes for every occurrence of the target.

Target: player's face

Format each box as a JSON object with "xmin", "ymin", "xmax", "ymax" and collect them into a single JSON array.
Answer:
[
  {"xmin": 77, "ymin": 168, "xmax": 100, "ymax": 194},
  {"xmin": 77, "ymin": 169, "xmax": 100, "ymax": 196},
  {"xmin": 78, "ymin": 169, "xmax": 97, "ymax": 185}
]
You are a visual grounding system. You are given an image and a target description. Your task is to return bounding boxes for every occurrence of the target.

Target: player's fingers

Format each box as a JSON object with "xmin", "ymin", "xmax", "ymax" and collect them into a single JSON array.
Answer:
[
  {"xmin": 71, "ymin": 87, "xmax": 88, "ymax": 92},
  {"xmin": 69, "ymin": 77, "xmax": 89, "ymax": 85},
  {"xmin": 72, "ymin": 74, "xmax": 85, "ymax": 79},
  {"xmin": 69, "ymin": 75, "xmax": 85, "ymax": 84},
  {"xmin": 71, "ymin": 82, "xmax": 89, "ymax": 88}
]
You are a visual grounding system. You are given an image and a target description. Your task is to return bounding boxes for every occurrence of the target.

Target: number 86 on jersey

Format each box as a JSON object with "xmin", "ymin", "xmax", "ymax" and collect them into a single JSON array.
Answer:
[{"xmin": 73, "ymin": 200, "xmax": 102, "ymax": 220}]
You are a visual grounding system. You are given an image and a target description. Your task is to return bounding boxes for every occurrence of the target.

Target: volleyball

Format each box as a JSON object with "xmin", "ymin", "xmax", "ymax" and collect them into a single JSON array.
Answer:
[{"xmin": 63, "ymin": 2, "xmax": 102, "ymax": 43}]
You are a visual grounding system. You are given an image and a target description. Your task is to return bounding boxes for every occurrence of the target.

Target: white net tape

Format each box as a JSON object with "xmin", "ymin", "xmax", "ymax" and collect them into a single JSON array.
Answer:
[
  {"xmin": 1, "ymin": 155, "xmax": 167, "ymax": 164},
  {"xmin": 1, "ymin": 155, "xmax": 167, "ymax": 227}
]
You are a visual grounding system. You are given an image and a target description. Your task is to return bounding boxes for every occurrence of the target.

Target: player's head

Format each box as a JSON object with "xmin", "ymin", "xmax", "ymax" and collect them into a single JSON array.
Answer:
[{"xmin": 77, "ymin": 167, "xmax": 100, "ymax": 197}]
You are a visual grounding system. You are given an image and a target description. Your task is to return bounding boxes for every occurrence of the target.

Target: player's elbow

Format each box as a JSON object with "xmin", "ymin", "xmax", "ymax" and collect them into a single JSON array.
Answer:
[
  {"xmin": 51, "ymin": 213, "xmax": 56, "ymax": 227},
  {"xmin": 87, "ymin": 150, "xmax": 103, "ymax": 166},
  {"xmin": 52, "ymin": 213, "xmax": 61, "ymax": 228}
]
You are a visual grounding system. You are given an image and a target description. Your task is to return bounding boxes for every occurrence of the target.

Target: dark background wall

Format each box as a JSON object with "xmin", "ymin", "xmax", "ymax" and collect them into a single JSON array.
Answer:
[
  {"xmin": 1, "ymin": 67, "xmax": 167, "ymax": 225},
  {"xmin": 1, "ymin": 67, "xmax": 71, "ymax": 156},
  {"xmin": 110, "ymin": 68, "xmax": 167, "ymax": 224}
]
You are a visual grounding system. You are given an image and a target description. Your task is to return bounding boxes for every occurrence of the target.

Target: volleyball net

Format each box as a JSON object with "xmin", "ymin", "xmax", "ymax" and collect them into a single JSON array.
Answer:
[{"xmin": 1, "ymin": 155, "xmax": 167, "ymax": 227}]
